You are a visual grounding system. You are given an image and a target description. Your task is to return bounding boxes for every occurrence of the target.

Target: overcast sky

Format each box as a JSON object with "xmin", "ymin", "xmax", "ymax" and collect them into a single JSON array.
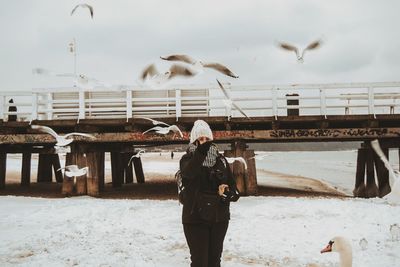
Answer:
[{"xmin": 1, "ymin": 0, "xmax": 399, "ymax": 91}]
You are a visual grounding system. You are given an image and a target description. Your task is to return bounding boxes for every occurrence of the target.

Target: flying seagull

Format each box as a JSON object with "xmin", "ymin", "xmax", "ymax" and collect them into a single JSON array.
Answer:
[
  {"xmin": 142, "ymin": 125, "xmax": 183, "ymax": 138},
  {"xmin": 127, "ymin": 150, "xmax": 146, "ymax": 167},
  {"xmin": 136, "ymin": 117, "xmax": 170, "ymax": 127},
  {"xmin": 33, "ymin": 68, "xmax": 102, "ymax": 87},
  {"xmin": 71, "ymin": 3, "xmax": 94, "ymax": 19},
  {"xmin": 371, "ymin": 139, "xmax": 400, "ymax": 200},
  {"xmin": 160, "ymin": 54, "xmax": 239, "ymax": 78},
  {"xmin": 216, "ymin": 79, "xmax": 250, "ymax": 119},
  {"xmin": 249, "ymin": 153, "xmax": 270, "ymax": 160},
  {"xmin": 56, "ymin": 73, "xmax": 102, "ymax": 87},
  {"xmin": 277, "ymin": 39, "xmax": 322, "ymax": 63},
  {"xmin": 224, "ymin": 156, "xmax": 248, "ymax": 169},
  {"xmin": 31, "ymin": 125, "xmax": 96, "ymax": 147},
  {"xmin": 32, "ymin": 67, "xmax": 53, "ymax": 75},
  {"xmin": 57, "ymin": 165, "xmax": 88, "ymax": 177},
  {"xmin": 140, "ymin": 63, "xmax": 196, "ymax": 88}
]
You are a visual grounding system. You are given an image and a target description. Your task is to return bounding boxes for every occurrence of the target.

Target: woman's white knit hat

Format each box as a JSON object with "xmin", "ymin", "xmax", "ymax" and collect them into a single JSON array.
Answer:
[{"xmin": 190, "ymin": 120, "xmax": 214, "ymax": 143}]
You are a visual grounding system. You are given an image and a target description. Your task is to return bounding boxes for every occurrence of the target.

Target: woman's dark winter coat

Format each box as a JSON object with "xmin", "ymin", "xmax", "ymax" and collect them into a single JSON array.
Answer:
[{"xmin": 179, "ymin": 142, "xmax": 239, "ymax": 224}]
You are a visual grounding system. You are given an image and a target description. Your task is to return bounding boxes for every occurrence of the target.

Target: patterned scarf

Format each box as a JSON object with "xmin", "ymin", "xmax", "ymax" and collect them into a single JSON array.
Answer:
[{"xmin": 188, "ymin": 142, "xmax": 219, "ymax": 167}]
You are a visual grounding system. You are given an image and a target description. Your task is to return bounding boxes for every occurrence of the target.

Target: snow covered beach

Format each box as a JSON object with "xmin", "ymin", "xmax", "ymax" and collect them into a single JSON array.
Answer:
[
  {"xmin": 0, "ymin": 196, "xmax": 399, "ymax": 267},
  {"xmin": 1, "ymin": 150, "xmax": 400, "ymax": 266}
]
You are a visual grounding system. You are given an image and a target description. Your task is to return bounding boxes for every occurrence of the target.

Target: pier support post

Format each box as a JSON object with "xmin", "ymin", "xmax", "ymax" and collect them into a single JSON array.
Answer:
[
  {"xmin": 51, "ymin": 154, "xmax": 63, "ymax": 183},
  {"xmin": 124, "ymin": 153, "xmax": 134, "ymax": 184},
  {"xmin": 62, "ymin": 152, "xmax": 76, "ymax": 196},
  {"xmin": 353, "ymin": 148, "xmax": 367, "ymax": 197},
  {"xmin": 132, "ymin": 157, "xmax": 145, "ymax": 183},
  {"xmin": 98, "ymin": 152, "xmax": 105, "ymax": 191},
  {"xmin": 86, "ymin": 152, "xmax": 100, "ymax": 197},
  {"xmin": 224, "ymin": 141, "xmax": 257, "ymax": 196},
  {"xmin": 37, "ymin": 154, "xmax": 53, "ymax": 182},
  {"xmin": 365, "ymin": 148, "xmax": 379, "ymax": 198},
  {"xmin": 21, "ymin": 152, "xmax": 31, "ymax": 187},
  {"xmin": 75, "ymin": 153, "xmax": 87, "ymax": 195},
  {"xmin": 373, "ymin": 145, "xmax": 390, "ymax": 197},
  {"xmin": 111, "ymin": 152, "xmax": 123, "ymax": 187},
  {"xmin": 0, "ymin": 152, "xmax": 6, "ymax": 189}
]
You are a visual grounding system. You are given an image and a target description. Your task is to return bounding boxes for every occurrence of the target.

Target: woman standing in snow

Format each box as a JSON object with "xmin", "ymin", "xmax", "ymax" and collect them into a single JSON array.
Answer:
[{"xmin": 179, "ymin": 120, "xmax": 240, "ymax": 267}]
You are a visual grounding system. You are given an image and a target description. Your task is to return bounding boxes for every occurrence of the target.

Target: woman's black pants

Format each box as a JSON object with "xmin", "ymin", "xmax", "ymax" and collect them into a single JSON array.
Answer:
[{"xmin": 183, "ymin": 221, "xmax": 229, "ymax": 267}]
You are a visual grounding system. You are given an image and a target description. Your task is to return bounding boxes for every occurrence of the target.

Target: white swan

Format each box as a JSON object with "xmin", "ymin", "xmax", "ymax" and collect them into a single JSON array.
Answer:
[
  {"xmin": 320, "ymin": 236, "xmax": 353, "ymax": 267},
  {"xmin": 371, "ymin": 140, "xmax": 400, "ymax": 201}
]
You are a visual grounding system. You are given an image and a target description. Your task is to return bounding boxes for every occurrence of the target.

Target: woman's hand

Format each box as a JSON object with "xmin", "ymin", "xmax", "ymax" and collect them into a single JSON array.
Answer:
[
  {"xmin": 218, "ymin": 184, "xmax": 229, "ymax": 196},
  {"xmin": 197, "ymin": 141, "xmax": 212, "ymax": 154}
]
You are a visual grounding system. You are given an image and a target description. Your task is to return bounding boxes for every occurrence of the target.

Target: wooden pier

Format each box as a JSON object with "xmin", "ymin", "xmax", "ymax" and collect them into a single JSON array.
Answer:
[{"xmin": 1, "ymin": 81, "xmax": 400, "ymax": 198}]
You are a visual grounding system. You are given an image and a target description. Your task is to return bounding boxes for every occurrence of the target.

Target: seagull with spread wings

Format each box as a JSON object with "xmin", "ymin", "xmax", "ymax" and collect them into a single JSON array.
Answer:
[
  {"xmin": 140, "ymin": 63, "xmax": 196, "ymax": 88},
  {"xmin": 31, "ymin": 125, "xmax": 96, "ymax": 147},
  {"xmin": 216, "ymin": 79, "xmax": 250, "ymax": 119},
  {"xmin": 160, "ymin": 54, "xmax": 239, "ymax": 78},
  {"xmin": 142, "ymin": 125, "xmax": 183, "ymax": 138},
  {"xmin": 127, "ymin": 150, "xmax": 146, "ymax": 167},
  {"xmin": 56, "ymin": 73, "xmax": 100, "ymax": 86},
  {"xmin": 136, "ymin": 117, "xmax": 170, "ymax": 127},
  {"xmin": 57, "ymin": 165, "xmax": 88, "ymax": 177},
  {"xmin": 71, "ymin": 3, "xmax": 94, "ymax": 19},
  {"xmin": 33, "ymin": 68, "xmax": 102, "ymax": 87},
  {"xmin": 224, "ymin": 156, "xmax": 248, "ymax": 169},
  {"xmin": 277, "ymin": 39, "xmax": 322, "ymax": 63}
]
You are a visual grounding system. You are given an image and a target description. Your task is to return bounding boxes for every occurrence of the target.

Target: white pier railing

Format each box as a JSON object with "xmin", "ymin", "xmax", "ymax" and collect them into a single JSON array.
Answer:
[{"xmin": 1, "ymin": 81, "xmax": 400, "ymax": 122}]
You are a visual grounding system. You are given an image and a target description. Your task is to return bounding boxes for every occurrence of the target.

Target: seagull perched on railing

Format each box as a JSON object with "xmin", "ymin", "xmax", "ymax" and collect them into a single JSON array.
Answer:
[
  {"xmin": 140, "ymin": 63, "xmax": 196, "ymax": 88},
  {"xmin": 31, "ymin": 125, "xmax": 96, "ymax": 147},
  {"xmin": 216, "ymin": 79, "xmax": 250, "ymax": 119},
  {"xmin": 136, "ymin": 117, "xmax": 170, "ymax": 127},
  {"xmin": 71, "ymin": 3, "xmax": 94, "ymax": 19},
  {"xmin": 371, "ymin": 139, "xmax": 400, "ymax": 201},
  {"xmin": 160, "ymin": 54, "xmax": 239, "ymax": 78},
  {"xmin": 224, "ymin": 156, "xmax": 248, "ymax": 169},
  {"xmin": 142, "ymin": 125, "xmax": 183, "ymax": 138},
  {"xmin": 57, "ymin": 165, "xmax": 88, "ymax": 177},
  {"xmin": 277, "ymin": 39, "xmax": 323, "ymax": 63},
  {"xmin": 127, "ymin": 150, "xmax": 145, "ymax": 167}
]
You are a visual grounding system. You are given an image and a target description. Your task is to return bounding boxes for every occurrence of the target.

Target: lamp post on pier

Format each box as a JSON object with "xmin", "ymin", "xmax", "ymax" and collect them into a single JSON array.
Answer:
[{"xmin": 68, "ymin": 38, "xmax": 77, "ymax": 78}]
